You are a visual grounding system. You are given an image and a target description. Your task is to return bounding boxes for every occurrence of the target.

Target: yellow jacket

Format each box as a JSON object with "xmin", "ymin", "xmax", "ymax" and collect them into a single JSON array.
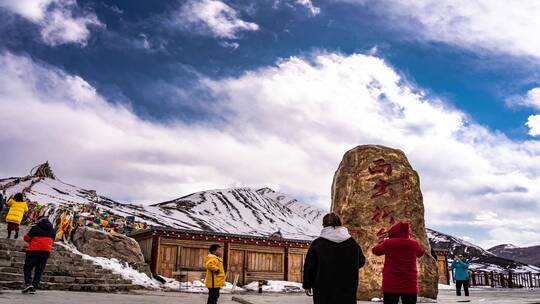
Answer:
[
  {"xmin": 204, "ymin": 254, "xmax": 226, "ymax": 288},
  {"xmin": 6, "ymin": 198, "xmax": 29, "ymax": 224}
]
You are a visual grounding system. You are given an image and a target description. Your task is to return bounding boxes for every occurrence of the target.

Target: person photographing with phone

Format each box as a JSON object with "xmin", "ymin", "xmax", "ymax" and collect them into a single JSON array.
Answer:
[{"xmin": 451, "ymin": 254, "xmax": 470, "ymax": 297}]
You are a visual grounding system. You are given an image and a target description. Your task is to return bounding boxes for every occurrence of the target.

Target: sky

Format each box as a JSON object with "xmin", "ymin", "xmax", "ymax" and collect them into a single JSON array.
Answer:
[{"xmin": 1, "ymin": 0, "xmax": 540, "ymax": 249}]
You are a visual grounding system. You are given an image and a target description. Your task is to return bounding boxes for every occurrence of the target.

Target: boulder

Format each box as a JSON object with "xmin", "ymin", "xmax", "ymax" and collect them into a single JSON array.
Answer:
[
  {"xmin": 331, "ymin": 145, "xmax": 438, "ymax": 300},
  {"xmin": 71, "ymin": 226, "xmax": 145, "ymax": 266}
]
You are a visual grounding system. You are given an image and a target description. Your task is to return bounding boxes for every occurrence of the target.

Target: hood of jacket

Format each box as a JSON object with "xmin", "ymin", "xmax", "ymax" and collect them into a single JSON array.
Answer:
[
  {"xmin": 205, "ymin": 254, "xmax": 222, "ymax": 262},
  {"xmin": 387, "ymin": 221, "xmax": 411, "ymax": 239},
  {"xmin": 36, "ymin": 218, "xmax": 53, "ymax": 231},
  {"xmin": 319, "ymin": 226, "xmax": 351, "ymax": 243}
]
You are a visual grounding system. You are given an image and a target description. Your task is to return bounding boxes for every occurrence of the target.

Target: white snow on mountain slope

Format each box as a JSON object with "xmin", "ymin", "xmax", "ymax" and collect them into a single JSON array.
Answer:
[
  {"xmin": 152, "ymin": 187, "xmax": 324, "ymax": 239},
  {"xmin": 428, "ymin": 229, "xmax": 540, "ymax": 273},
  {"xmin": 0, "ymin": 166, "xmax": 324, "ymax": 240},
  {"xmin": 255, "ymin": 187, "xmax": 326, "ymax": 224},
  {"xmin": 3, "ymin": 163, "xmax": 540, "ymax": 273}
]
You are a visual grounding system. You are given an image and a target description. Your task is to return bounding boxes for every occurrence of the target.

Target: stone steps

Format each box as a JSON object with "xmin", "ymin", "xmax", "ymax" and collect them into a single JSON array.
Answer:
[
  {"xmin": 0, "ymin": 280, "xmax": 139, "ymax": 292},
  {"xmin": 0, "ymin": 229, "xmax": 141, "ymax": 292}
]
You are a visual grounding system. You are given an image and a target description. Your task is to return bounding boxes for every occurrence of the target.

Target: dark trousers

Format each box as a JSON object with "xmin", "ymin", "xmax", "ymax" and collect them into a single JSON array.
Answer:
[
  {"xmin": 456, "ymin": 280, "xmax": 470, "ymax": 296},
  {"xmin": 7, "ymin": 222, "xmax": 20, "ymax": 239},
  {"xmin": 384, "ymin": 293, "xmax": 417, "ymax": 304},
  {"xmin": 207, "ymin": 288, "xmax": 220, "ymax": 304},
  {"xmin": 23, "ymin": 252, "xmax": 50, "ymax": 288}
]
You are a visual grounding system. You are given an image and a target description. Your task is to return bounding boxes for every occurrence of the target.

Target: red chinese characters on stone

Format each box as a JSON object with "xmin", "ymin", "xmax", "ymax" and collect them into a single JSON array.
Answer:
[
  {"xmin": 376, "ymin": 228, "xmax": 388, "ymax": 241},
  {"xmin": 399, "ymin": 172, "xmax": 413, "ymax": 193},
  {"xmin": 371, "ymin": 179, "xmax": 390, "ymax": 198},
  {"xmin": 368, "ymin": 158, "xmax": 393, "ymax": 176},
  {"xmin": 371, "ymin": 206, "xmax": 396, "ymax": 225}
]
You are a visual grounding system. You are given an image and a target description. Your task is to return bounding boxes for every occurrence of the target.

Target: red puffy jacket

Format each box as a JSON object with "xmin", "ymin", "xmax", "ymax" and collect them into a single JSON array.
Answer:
[
  {"xmin": 372, "ymin": 221, "xmax": 425, "ymax": 294},
  {"xmin": 24, "ymin": 219, "xmax": 55, "ymax": 253}
]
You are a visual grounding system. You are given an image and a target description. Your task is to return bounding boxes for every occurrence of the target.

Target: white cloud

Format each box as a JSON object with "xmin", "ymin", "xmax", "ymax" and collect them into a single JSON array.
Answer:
[
  {"xmin": 351, "ymin": 0, "xmax": 540, "ymax": 60},
  {"xmin": 479, "ymin": 228, "xmax": 540, "ymax": 249},
  {"xmin": 527, "ymin": 115, "xmax": 540, "ymax": 136},
  {"xmin": 219, "ymin": 41, "xmax": 240, "ymax": 49},
  {"xmin": 273, "ymin": 0, "xmax": 321, "ymax": 16},
  {"xmin": 295, "ymin": 0, "xmax": 321, "ymax": 16},
  {"xmin": 0, "ymin": 0, "xmax": 102, "ymax": 46},
  {"xmin": 1, "ymin": 51, "xmax": 540, "ymax": 247},
  {"xmin": 507, "ymin": 87, "xmax": 540, "ymax": 110},
  {"xmin": 176, "ymin": 0, "xmax": 259, "ymax": 39}
]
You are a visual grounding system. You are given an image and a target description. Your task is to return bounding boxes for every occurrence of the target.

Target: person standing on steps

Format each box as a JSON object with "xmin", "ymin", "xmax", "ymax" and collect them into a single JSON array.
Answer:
[
  {"xmin": 22, "ymin": 216, "xmax": 55, "ymax": 294},
  {"xmin": 451, "ymin": 254, "xmax": 470, "ymax": 297},
  {"xmin": 6, "ymin": 193, "xmax": 28, "ymax": 239},
  {"xmin": 205, "ymin": 244, "xmax": 226, "ymax": 304},
  {"xmin": 0, "ymin": 190, "xmax": 5, "ymax": 214},
  {"xmin": 303, "ymin": 213, "xmax": 366, "ymax": 304},
  {"xmin": 372, "ymin": 221, "xmax": 426, "ymax": 304}
]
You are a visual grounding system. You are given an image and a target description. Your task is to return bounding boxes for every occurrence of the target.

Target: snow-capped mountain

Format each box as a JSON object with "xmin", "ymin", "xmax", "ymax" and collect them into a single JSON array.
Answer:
[
  {"xmin": 428, "ymin": 229, "xmax": 540, "ymax": 273},
  {"xmin": 0, "ymin": 163, "xmax": 325, "ymax": 240},
  {"xmin": 488, "ymin": 244, "xmax": 540, "ymax": 268},
  {"xmin": 150, "ymin": 187, "xmax": 325, "ymax": 239},
  {"xmin": 2, "ymin": 163, "xmax": 539, "ymax": 273}
]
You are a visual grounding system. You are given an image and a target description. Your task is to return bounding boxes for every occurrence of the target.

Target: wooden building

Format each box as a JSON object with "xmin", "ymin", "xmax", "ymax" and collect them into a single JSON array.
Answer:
[
  {"xmin": 130, "ymin": 227, "xmax": 310, "ymax": 285},
  {"xmin": 433, "ymin": 248, "xmax": 450, "ymax": 285},
  {"xmin": 131, "ymin": 227, "xmax": 452, "ymax": 287}
]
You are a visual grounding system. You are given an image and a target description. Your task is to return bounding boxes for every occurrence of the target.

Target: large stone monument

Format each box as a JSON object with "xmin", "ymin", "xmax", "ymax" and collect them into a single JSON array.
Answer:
[{"xmin": 331, "ymin": 145, "xmax": 438, "ymax": 300}]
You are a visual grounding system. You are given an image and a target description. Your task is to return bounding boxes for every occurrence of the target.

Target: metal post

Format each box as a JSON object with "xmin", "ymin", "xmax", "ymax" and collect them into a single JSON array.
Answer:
[
  {"xmin": 284, "ymin": 246, "xmax": 289, "ymax": 281},
  {"xmin": 490, "ymin": 271, "xmax": 495, "ymax": 288},
  {"xmin": 258, "ymin": 280, "xmax": 263, "ymax": 293},
  {"xmin": 508, "ymin": 270, "xmax": 513, "ymax": 288},
  {"xmin": 223, "ymin": 241, "xmax": 230, "ymax": 272}
]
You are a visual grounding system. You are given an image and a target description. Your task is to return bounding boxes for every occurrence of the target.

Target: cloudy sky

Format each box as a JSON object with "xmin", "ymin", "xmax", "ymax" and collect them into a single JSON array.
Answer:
[{"xmin": 1, "ymin": 0, "xmax": 540, "ymax": 248}]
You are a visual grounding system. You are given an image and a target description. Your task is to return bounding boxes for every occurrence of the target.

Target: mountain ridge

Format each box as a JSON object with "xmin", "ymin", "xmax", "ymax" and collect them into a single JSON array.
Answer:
[
  {"xmin": 488, "ymin": 244, "xmax": 540, "ymax": 268},
  {"xmin": 2, "ymin": 163, "xmax": 539, "ymax": 274}
]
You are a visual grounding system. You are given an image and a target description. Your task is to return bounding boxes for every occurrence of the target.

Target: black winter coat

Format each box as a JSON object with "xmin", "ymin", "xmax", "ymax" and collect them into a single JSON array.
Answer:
[{"xmin": 303, "ymin": 237, "xmax": 365, "ymax": 304}]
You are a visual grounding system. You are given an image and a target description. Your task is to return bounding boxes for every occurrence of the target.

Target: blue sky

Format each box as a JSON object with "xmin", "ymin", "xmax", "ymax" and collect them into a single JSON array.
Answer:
[{"xmin": 1, "ymin": 0, "xmax": 540, "ymax": 248}]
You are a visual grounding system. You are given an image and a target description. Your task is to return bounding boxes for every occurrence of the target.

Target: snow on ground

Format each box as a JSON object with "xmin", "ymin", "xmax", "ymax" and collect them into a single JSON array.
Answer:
[
  {"xmin": 163, "ymin": 278, "xmax": 245, "ymax": 293},
  {"xmin": 243, "ymin": 280, "xmax": 304, "ymax": 293},
  {"xmin": 59, "ymin": 242, "xmax": 248, "ymax": 293},
  {"xmin": 4, "ymin": 178, "xmax": 35, "ymax": 197},
  {"xmin": 59, "ymin": 243, "xmax": 162, "ymax": 289}
]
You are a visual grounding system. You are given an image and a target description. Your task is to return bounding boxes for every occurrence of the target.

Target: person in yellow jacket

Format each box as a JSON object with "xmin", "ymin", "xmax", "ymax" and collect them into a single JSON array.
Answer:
[
  {"xmin": 6, "ymin": 193, "xmax": 29, "ymax": 239},
  {"xmin": 205, "ymin": 244, "xmax": 226, "ymax": 304}
]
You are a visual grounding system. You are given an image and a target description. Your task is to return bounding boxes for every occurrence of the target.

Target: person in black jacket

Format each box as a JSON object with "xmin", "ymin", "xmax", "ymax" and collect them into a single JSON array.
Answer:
[
  {"xmin": 303, "ymin": 213, "xmax": 366, "ymax": 304},
  {"xmin": 22, "ymin": 217, "xmax": 55, "ymax": 294}
]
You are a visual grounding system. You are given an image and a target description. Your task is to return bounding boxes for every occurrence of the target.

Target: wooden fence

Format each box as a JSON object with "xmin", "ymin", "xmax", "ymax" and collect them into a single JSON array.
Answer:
[{"xmin": 470, "ymin": 271, "xmax": 540, "ymax": 288}]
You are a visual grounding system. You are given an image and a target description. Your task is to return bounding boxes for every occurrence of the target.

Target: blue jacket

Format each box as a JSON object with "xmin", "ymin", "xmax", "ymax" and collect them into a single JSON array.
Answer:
[{"xmin": 452, "ymin": 260, "xmax": 470, "ymax": 280}]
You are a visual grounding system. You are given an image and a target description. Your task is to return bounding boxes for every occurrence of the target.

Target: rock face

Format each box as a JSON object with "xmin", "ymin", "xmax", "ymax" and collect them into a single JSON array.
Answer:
[
  {"xmin": 32, "ymin": 161, "xmax": 56, "ymax": 179},
  {"xmin": 71, "ymin": 226, "xmax": 145, "ymax": 266},
  {"xmin": 331, "ymin": 145, "xmax": 438, "ymax": 300}
]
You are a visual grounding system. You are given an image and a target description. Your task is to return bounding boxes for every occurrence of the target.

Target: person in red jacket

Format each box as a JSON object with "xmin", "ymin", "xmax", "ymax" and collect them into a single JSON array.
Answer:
[
  {"xmin": 22, "ymin": 216, "xmax": 55, "ymax": 294},
  {"xmin": 372, "ymin": 221, "xmax": 425, "ymax": 304}
]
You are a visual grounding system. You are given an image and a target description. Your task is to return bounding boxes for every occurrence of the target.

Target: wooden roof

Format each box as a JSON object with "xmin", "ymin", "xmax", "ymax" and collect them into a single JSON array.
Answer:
[{"xmin": 130, "ymin": 226, "xmax": 312, "ymax": 248}]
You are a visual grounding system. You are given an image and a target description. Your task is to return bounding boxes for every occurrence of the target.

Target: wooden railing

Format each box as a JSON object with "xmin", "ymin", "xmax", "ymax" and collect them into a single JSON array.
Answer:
[{"xmin": 469, "ymin": 271, "xmax": 540, "ymax": 288}]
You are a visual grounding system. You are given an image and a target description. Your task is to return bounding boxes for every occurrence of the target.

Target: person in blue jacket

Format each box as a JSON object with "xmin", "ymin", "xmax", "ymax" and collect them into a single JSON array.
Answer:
[{"xmin": 451, "ymin": 254, "xmax": 470, "ymax": 297}]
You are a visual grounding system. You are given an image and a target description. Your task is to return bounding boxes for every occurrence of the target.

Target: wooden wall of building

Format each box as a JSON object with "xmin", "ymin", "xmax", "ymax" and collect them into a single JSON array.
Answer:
[
  {"xmin": 152, "ymin": 236, "xmax": 308, "ymax": 285},
  {"xmin": 137, "ymin": 237, "xmax": 153, "ymax": 263},
  {"xmin": 436, "ymin": 253, "xmax": 450, "ymax": 285}
]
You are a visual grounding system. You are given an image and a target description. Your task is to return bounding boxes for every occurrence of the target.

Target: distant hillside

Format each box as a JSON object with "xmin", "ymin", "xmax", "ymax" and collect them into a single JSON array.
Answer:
[
  {"xmin": 488, "ymin": 244, "xmax": 540, "ymax": 268},
  {"xmin": 428, "ymin": 229, "xmax": 540, "ymax": 273}
]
